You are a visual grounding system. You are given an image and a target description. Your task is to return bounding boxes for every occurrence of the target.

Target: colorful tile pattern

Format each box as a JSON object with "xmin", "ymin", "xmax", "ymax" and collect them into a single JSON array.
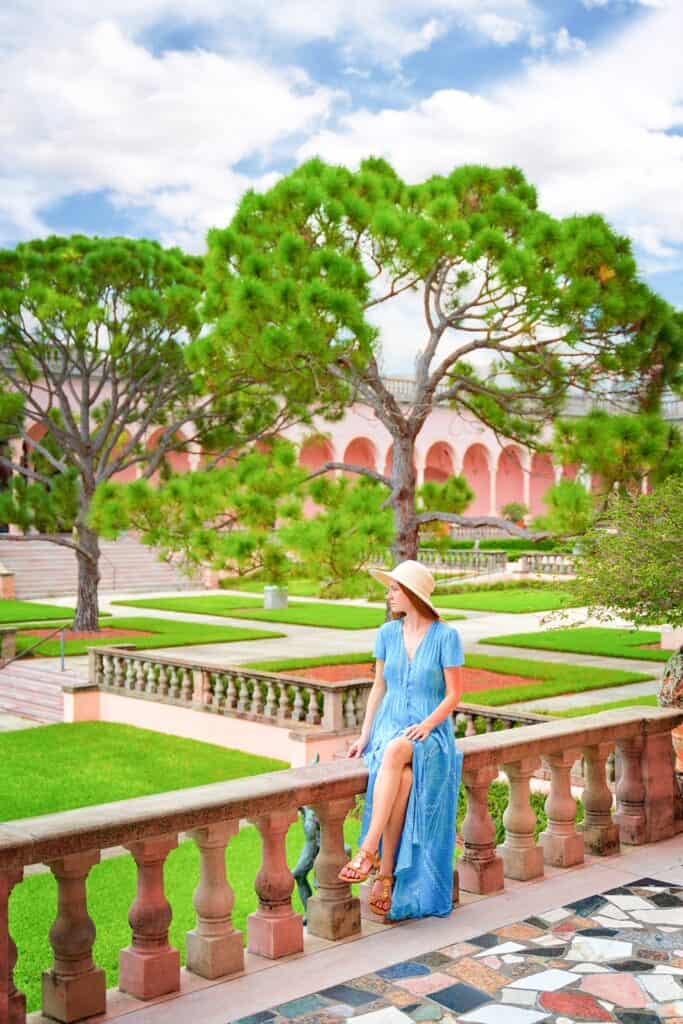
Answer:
[{"xmin": 232, "ymin": 879, "xmax": 683, "ymax": 1024}]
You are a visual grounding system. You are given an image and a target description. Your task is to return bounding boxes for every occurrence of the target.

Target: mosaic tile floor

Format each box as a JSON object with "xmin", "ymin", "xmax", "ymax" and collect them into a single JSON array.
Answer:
[{"xmin": 235, "ymin": 878, "xmax": 683, "ymax": 1024}]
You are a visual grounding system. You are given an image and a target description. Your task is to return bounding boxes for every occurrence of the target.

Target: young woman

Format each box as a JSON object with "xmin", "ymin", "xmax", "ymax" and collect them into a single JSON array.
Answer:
[{"xmin": 338, "ymin": 559, "xmax": 464, "ymax": 920}]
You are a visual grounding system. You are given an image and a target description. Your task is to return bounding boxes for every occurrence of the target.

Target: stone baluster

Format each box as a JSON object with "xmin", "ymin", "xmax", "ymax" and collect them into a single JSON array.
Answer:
[
  {"xmin": 225, "ymin": 673, "xmax": 238, "ymax": 710},
  {"xmin": 120, "ymin": 837, "xmax": 179, "ymax": 1000},
  {"xmin": 134, "ymin": 660, "xmax": 146, "ymax": 692},
  {"xmin": 200, "ymin": 670, "xmax": 213, "ymax": 706},
  {"xmin": 168, "ymin": 667, "xmax": 180, "ymax": 700},
  {"xmin": 143, "ymin": 661, "xmax": 156, "ymax": 696},
  {"xmin": 263, "ymin": 679, "xmax": 278, "ymax": 717},
  {"xmin": 124, "ymin": 659, "xmax": 136, "ymax": 690},
  {"xmin": 91, "ymin": 652, "xmax": 104, "ymax": 687},
  {"xmin": 113, "ymin": 655, "xmax": 125, "ymax": 689},
  {"xmin": 101, "ymin": 654, "xmax": 113, "ymax": 688},
  {"xmin": 539, "ymin": 749, "xmax": 585, "ymax": 867},
  {"xmin": 306, "ymin": 687, "xmax": 321, "ymax": 725},
  {"xmin": 1, "ymin": 868, "xmax": 26, "ymax": 1024},
  {"xmin": 485, "ymin": 718, "xmax": 495, "ymax": 733},
  {"xmin": 237, "ymin": 676, "xmax": 250, "ymax": 713},
  {"xmin": 277, "ymin": 681, "xmax": 290, "ymax": 718},
  {"xmin": 291, "ymin": 685, "xmax": 305, "ymax": 722},
  {"xmin": 247, "ymin": 809, "xmax": 303, "ymax": 958},
  {"xmin": 157, "ymin": 664, "xmax": 169, "ymax": 698},
  {"xmin": 213, "ymin": 673, "xmax": 225, "ymax": 710},
  {"xmin": 460, "ymin": 764, "xmax": 504, "ymax": 893},
  {"xmin": 307, "ymin": 797, "xmax": 361, "ymax": 940},
  {"xmin": 322, "ymin": 690, "xmax": 345, "ymax": 731},
  {"xmin": 581, "ymin": 743, "xmax": 619, "ymax": 855},
  {"xmin": 465, "ymin": 715, "xmax": 476, "ymax": 737},
  {"xmin": 501, "ymin": 758, "xmax": 544, "ymax": 880},
  {"xmin": 41, "ymin": 852, "xmax": 106, "ymax": 1023},
  {"xmin": 344, "ymin": 689, "xmax": 357, "ymax": 729},
  {"xmin": 180, "ymin": 668, "xmax": 192, "ymax": 703},
  {"xmin": 250, "ymin": 680, "xmax": 264, "ymax": 716},
  {"xmin": 186, "ymin": 821, "xmax": 243, "ymax": 979},
  {"xmin": 615, "ymin": 735, "xmax": 647, "ymax": 844}
]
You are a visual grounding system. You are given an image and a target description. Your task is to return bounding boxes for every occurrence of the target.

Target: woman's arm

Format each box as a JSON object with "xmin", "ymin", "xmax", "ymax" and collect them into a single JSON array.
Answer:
[
  {"xmin": 346, "ymin": 659, "xmax": 387, "ymax": 757},
  {"xmin": 403, "ymin": 666, "xmax": 463, "ymax": 741}
]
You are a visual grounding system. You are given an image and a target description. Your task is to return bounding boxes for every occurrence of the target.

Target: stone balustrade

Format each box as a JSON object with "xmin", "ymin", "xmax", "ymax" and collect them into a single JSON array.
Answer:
[
  {"xmin": 1, "ymin": 707, "xmax": 681, "ymax": 1024},
  {"xmin": 418, "ymin": 548, "xmax": 508, "ymax": 573},
  {"xmin": 520, "ymin": 552, "xmax": 575, "ymax": 575}
]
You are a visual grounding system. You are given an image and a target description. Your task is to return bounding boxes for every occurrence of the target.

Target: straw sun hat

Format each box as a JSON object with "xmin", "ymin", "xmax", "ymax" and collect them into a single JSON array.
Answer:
[{"xmin": 369, "ymin": 559, "xmax": 439, "ymax": 617}]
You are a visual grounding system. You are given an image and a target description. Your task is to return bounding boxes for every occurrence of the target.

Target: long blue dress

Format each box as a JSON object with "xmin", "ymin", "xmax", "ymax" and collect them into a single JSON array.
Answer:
[{"xmin": 358, "ymin": 617, "xmax": 464, "ymax": 921}]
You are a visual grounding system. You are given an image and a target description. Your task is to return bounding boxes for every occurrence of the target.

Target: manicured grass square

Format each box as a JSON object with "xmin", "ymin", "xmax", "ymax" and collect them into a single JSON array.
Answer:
[
  {"xmin": 480, "ymin": 627, "xmax": 670, "ymax": 662},
  {"xmin": 436, "ymin": 589, "xmax": 577, "ymax": 614},
  {"xmin": 223, "ymin": 603, "xmax": 463, "ymax": 630},
  {"xmin": 0, "ymin": 599, "xmax": 76, "ymax": 624},
  {"xmin": 111, "ymin": 594, "xmax": 263, "ymax": 614}
]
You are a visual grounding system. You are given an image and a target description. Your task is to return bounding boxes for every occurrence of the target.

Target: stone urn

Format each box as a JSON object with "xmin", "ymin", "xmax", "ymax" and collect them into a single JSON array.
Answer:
[{"xmin": 264, "ymin": 585, "xmax": 288, "ymax": 609}]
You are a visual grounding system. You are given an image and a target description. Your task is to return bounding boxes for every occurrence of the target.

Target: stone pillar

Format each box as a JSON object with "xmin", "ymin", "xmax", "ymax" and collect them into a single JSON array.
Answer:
[
  {"xmin": 248, "ymin": 808, "xmax": 303, "ymax": 958},
  {"xmin": 41, "ymin": 852, "xmax": 106, "ymax": 1023},
  {"xmin": 641, "ymin": 726, "xmax": 677, "ymax": 843},
  {"xmin": 119, "ymin": 836, "xmax": 180, "ymax": 1000},
  {"xmin": 1, "ymin": 868, "xmax": 26, "ymax": 1024},
  {"xmin": 307, "ymin": 797, "xmax": 361, "ymax": 940},
  {"xmin": 615, "ymin": 736, "xmax": 647, "ymax": 845},
  {"xmin": 186, "ymin": 821, "xmax": 244, "ymax": 979},
  {"xmin": 539, "ymin": 750, "xmax": 584, "ymax": 867},
  {"xmin": 460, "ymin": 765, "xmax": 504, "ymax": 894},
  {"xmin": 581, "ymin": 743, "xmax": 619, "ymax": 855},
  {"xmin": 322, "ymin": 690, "xmax": 345, "ymax": 731},
  {"xmin": 500, "ymin": 758, "xmax": 544, "ymax": 881}
]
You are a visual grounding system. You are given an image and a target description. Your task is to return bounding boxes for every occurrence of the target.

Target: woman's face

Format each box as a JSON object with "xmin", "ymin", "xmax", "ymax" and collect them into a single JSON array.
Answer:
[{"xmin": 387, "ymin": 580, "xmax": 412, "ymax": 615}]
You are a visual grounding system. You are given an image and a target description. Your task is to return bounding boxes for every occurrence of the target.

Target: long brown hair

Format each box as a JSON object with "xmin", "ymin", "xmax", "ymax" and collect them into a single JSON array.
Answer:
[{"xmin": 393, "ymin": 582, "xmax": 439, "ymax": 622}]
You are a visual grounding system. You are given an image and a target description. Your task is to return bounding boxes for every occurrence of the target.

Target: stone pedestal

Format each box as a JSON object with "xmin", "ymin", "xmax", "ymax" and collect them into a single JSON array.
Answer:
[{"xmin": 264, "ymin": 586, "xmax": 288, "ymax": 609}]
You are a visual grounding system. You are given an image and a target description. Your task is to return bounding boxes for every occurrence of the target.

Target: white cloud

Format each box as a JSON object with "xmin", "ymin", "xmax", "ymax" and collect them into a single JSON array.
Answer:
[{"xmin": 552, "ymin": 26, "xmax": 587, "ymax": 54}]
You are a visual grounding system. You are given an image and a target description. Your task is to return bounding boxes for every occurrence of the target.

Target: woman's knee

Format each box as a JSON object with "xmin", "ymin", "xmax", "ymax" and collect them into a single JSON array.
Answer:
[{"xmin": 382, "ymin": 737, "xmax": 413, "ymax": 769}]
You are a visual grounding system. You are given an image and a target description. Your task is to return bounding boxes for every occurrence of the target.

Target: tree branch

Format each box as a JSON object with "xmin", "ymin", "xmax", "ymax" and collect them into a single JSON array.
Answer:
[
  {"xmin": 305, "ymin": 461, "xmax": 391, "ymax": 486},
  {"xmin": 415, "ymin": 510, "xmax": 551, "ymax": 539}
]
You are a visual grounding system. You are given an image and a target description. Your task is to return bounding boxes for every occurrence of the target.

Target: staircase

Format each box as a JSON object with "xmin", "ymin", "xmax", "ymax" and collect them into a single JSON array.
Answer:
[
  {"xmin": 0, "ymin": 662, "xmax": 76, "ymax": 722},
  {"xmin": 0, "ymin": 534, "xmax": 198, "ymax": 599}
]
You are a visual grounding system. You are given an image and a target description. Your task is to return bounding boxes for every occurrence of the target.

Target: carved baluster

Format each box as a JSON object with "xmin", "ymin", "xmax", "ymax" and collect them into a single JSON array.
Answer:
[
  {"xmin": 225, "ymin": 673, "xmax": 238, "ymax": 710},
  {"xmin": 144, "ymin": 661, "xmax": 156, "ymax": 696},
  {"xmin": 124, "ymin": 659, "xmax": 136, "ymax": 690},
  {"xmin": 307, "ymin": 797, "xmax": 360, "ymax": 940},
  {"xmin": 135, "ymin": 660, "xmax": 146, "ymax": 692},
  {"xmin": 101, "ymin": 654, "xmax": 114, "ymax": 688},
  {"xmin": 306, "ymin": 687, "xmax": 321, "ymax": 725},
  {"xmin": 187, "ymin": 821, "xmax": 243, "ymax": 978},
  {"xmin": 250, "ymin": 680, "xmax": 264, "ymax": 716},
  {"xmin": 460, "ymin": 764, "xmax": 504, "ymax": 894},
  {"xmin": 539, "ymin": 750, "xmax": 585, "ymax": 867},
  {"xmin": 344, "ymin": 689, "xmax": 357, "ymax": 729},
  {"xmin": 277, "ymin": 681, "xmax": 290, "ymax": 718},
  {"xmin": 291, "ymin": 685, "xmax": 305, "ymax": 722},
  {"xmin": 180, "ymin": 668, "xmax": 193, "ymax": 703},
  {"xmin": 581, "ymin": 743, "xmax": 619, "ymax": 855},
  {"xmin": 465, "ymin": 715, "xmax": 476, "ymax": 737},
  {"xmin": 264, "ymin": 680, "xmax": 278, "ymax": 717},
  {"xmin": 157, "ymin": 664, "xmax": 169, "ymax": 698},
  {"xmin": 213, "ymin": 674, "xmax": 225, "ymax": 710},
  {"xmin": 168, "ymin": 667, "xmax": 180, "ymax": 699},
  {"xmin": 1, "ymin": 868, "xmax": 26, "ymax": 1024},
  {"xmin": 485, "ymin": 718, "xmax": 495, "ymax": 733},
  {"xmin": 615, "ymin": 735, "xmax": 647, "ymax": 844},
  {"xmin": 501, "ymin": 758, "xmax": 544, "ymax": 880},
  {"xmin": 201, "ymin": 670, "xmax": 212, "ymax": 706},
  {"xmin": 113, "ymin": 655, "xmax": 125, "ymax": 689},
  {"xmin": 247, "ymin": 809, "xmax": 303, "ymax": 958},
  {"xmin": 237, "ymin": 676, "xmax": 250, "ymax": 713},
  {"xmin": 120, "ymin": 837, "xmax": 180, "ymax": 999},
  {"xmin": 41, "ymin": 852, "xmax": 106, "ymax": 1023}
]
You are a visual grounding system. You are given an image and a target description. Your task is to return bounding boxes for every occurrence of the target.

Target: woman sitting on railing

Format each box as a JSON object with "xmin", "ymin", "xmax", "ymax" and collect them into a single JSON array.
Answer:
[{"xmin": 338, "ymin": 560, "xmax": 464, "ymax": 920}]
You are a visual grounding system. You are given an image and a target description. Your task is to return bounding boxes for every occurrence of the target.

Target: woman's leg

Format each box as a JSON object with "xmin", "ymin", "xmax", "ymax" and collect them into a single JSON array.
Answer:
[{"xmin": 370, "ymin": 764, "xmax": 413, "ymax": 912}]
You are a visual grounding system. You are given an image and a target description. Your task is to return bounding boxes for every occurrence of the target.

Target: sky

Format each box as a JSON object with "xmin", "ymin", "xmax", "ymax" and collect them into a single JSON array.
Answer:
[{"xmin": 1, "ymin": 0, "xmax": 681, "ymax": 374}]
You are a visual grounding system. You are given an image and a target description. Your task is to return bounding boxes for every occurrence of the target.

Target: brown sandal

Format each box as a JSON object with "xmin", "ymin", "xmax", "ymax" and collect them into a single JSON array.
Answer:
[
  {"xmin": 369, "ymin": 874, "xmax": 394, "ymax": 915},
  {"xmin": 338, "ymin": 847, "xmax": 380, "ymax": 883}
]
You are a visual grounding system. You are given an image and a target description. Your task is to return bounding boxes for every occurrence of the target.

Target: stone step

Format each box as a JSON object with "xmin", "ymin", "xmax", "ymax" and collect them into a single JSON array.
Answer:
[{"xmin": 0, "ymin": 663, "xmax": 84, "ymax": 722}]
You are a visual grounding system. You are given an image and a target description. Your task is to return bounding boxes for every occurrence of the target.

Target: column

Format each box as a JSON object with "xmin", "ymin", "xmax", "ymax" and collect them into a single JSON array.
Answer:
[
  {"xmin": 119, "ymin": 836, "xmax": 180, "ymax": 1000},
  {"xmin": 41, "ymin": 852, "xmax": 106, "ymax": 1023},
  {"xmin": 581, "ymin": 743, "xmax": 619, "ymax": 855},
  {"xmin": 307, "ymin": 797, "xmax": 361, "ymax": 940},
  {"xmin": 615, "ymin": 735, "xmax": 647, "ymax": 845},
  {"xmin": 640, "ymin": 726, "xmax": 677, "ymax": 843},
  {"xmin": 500, "ymin": 758, "xmax": 544, "ymax": 880},
  {"xmin": 460, "ymin": 765, "xmax": 504, "ymax": 894},
  {"xmin": 247, "ymin": 809, "xmax": 303, "ymax": 958},
  {"xmin": 186, "ymin": 821, "xmax": 244, "ymax": 979},
  {"xmin": 1, "ymin": 868, "xmax": 26, "ymax": 1024},
  {"xmin": 539, "ymin": 750, "xmax": 584, "ymax": 867}
]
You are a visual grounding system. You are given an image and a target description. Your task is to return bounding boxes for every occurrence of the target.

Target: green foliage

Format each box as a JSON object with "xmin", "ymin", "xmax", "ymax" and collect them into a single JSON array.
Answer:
[
  {"xmin": 571, "ymin": 475, "xmax": 683, "ymax": 627},
  {"xmin": 418, "ymin": 476, "xmax": 474, "ymax": 515},
  {"xmin": 554, "ymin": 411, "xmax": 683, "ymax": 506},
  {"xmin": 502, "ymin": 502, "xmax": 528, "ymax": 522},
  {"xmin": 282, "ymin": 476, "xmax": 394, "ymax": 598},
  {"xmin": 531, "ymin": 478, "xmax": 595, "ymax": 536}
]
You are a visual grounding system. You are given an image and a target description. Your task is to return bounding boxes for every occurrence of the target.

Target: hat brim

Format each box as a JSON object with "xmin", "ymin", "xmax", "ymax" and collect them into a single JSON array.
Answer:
[{"xmin": 369, "ymin": 567, "xmax": 440, "ymax": 617}]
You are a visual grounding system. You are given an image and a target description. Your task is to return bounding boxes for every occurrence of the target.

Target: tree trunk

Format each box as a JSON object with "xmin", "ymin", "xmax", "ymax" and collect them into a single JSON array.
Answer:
[
  {"xmin": 73, "ymin": 522, "xmax": 101, "ymax": 632},
  {"xmin": 391, "ymin": 438, "xmax": 420, "ymax": 562}
]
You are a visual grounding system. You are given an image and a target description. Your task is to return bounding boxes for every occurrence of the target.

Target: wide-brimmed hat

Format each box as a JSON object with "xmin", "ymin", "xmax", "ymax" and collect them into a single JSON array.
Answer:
[{"xmin": 369, "ymin": 559, "xmax": 439, "ymax": 617}]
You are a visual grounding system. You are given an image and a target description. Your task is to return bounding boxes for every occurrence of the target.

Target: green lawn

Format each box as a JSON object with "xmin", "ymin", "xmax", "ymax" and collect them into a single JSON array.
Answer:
[
  {"xmin": 220, "ymin": 578, "xmax": 321, "ymax": 597},
  {"xmin": 0, "ymin": 599, "xmax": 76, "ymax": 624},
  {"xmin": 436, "ymin": 589, "xmax": 576, "ymax": 614},
  {"xmin": 17, "ymin": 616, "xmax": 284, "ymax": 656},
  {"xmin": 538, "ymin": 695, "xmax": 659, "ymax": 718},
  {"xmin": 222, "ymin": 603, "xmax": 463, "ymax": 630},
  {"xmin": 111, "ymin": 594, "xmax": 263, "ymax": 614},
  {"xmin": 480, "ymin": 626, "xmax": 670, "ymax": 662}
]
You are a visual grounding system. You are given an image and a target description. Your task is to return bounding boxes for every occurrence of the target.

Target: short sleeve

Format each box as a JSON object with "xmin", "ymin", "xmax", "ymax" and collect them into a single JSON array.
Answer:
[
  {"xmin": 374, "ymin": 622, "xmax": 389, "ymax": 661},
  {"xmin": 441, "ymin": 625, "xmax": 464, "ymax": 668}
]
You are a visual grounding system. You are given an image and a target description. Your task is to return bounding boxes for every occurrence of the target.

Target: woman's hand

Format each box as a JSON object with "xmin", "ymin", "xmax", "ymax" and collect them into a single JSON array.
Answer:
[
  {"xmin": 404, "ymin": 721, "xmax": 433, "ymax": 742},
  {"xmin": 347, "ymin": 735, "xmax": 368, "ymax": 758}
]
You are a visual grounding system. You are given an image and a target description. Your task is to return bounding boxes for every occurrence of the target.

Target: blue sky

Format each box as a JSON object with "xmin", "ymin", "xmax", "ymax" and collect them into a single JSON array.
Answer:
[{"xmin": 1, "ymin": 0, "xmax": 681, "ymax": 328}]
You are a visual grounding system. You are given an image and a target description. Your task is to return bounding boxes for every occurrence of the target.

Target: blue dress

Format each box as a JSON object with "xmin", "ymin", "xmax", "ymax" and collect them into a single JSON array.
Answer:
[{"xmin": 358, "ymin": 617, "xmax": 464, "ymax": 921}]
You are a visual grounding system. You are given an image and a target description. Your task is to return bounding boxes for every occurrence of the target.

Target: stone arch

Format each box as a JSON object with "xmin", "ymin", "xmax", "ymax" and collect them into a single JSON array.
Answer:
[
  {"xmin": 299, "ymin": 436, "xmax": 335, "ymax": 474},
  {"xmin": 424, "ymin": 442, "xmax": 456, "ymax": 484},
  {"xmin": 529, "ymin": 452, "xmax": 556, "ymax": 516},
  {"xmin": 496, "ymin": 445, "xmax": 524, "ymax": 513},
  {"xmin": 343, "ymin": 437, "xmax": 378, "ymax": 473},
  {"xmin": 562, "ymin": 463, "xmax": 579, "ymax": 481},
  {"xmin": 146, "ymin": 427, "xmax": 191, "ymax": 477},
  {"xmin": 462, "ymin": 444, "xmax": 491, "ymax": 516}
]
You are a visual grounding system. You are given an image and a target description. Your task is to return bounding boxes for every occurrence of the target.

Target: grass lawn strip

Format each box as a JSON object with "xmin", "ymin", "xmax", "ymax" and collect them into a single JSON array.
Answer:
[
  {"xmin": 220, "ymin": 578, "xmax": 320, "ymax": 596},
  {"xmin": 111, "ymin": 594, "xmax": 263, "ymax": 614},
  {"xmin": 16, "ymin": 615, "xmax": 284, "ymax": 656},
  {"xmin": 538, "ymin": 695, "xmax": 659, "ymax": 718},
  {"xmin": 222, "ymin": 602, "xmax": 463, "ymax": 629},
  {"xmin": 480, "ymin": 626, "xmax": 670, "ymax": 662},
  {"xmin": 0, "ymin": 599, "xmax": 77, "ymax": 623},
  {"xmin": 435, "ymin": 589, "xmax": 577, "ymax": 614}
]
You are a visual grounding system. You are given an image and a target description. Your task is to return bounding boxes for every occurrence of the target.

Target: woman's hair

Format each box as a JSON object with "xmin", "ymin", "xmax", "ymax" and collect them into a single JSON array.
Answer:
[{"xmin": 393, "ymin": 582, "xmax": 439, "ymax": 621}]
